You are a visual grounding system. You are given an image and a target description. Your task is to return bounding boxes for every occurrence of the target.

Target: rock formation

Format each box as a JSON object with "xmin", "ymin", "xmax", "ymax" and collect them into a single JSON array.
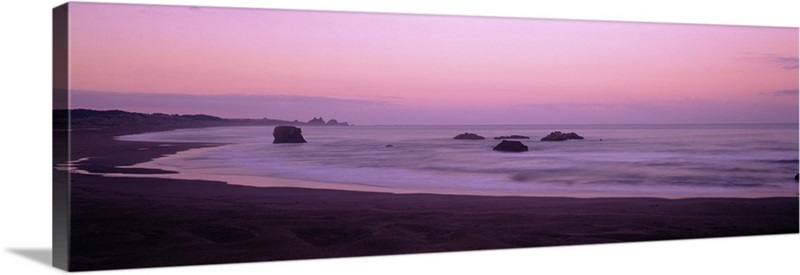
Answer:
[
  {"xmin": 493, "ymin": 140, "xmax": 529, "ymax": 152},
  {"xmin": 326, "ymin": 119, "xmax": 350, "ymax": 126},
  {"xmin": 306, "ymin": 117, "xmax": 349, "ymax": 126},
  {"xmin": 307, "ymin": 117, "xmax": 326, "ymax": 125},
  {"xmin": 273, "ymin": 126, "xmax": 307, "ymax": 143},
  {"xmin": 540, "ymin": 131, "xmax": 584, "ymax": 141},
  {"xmin": 453, "ymin": 132, "xmax": 486, "ymax": 140},
  {"xmin": 493, "ymin": 135, "xmax": 530, "ymax": 140}
]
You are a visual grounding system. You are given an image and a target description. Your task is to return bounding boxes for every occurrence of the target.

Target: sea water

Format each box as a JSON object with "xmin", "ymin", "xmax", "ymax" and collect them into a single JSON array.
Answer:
[{"xmin": 117, "ymin": 124, "xmax": 799, "ymax": 198}]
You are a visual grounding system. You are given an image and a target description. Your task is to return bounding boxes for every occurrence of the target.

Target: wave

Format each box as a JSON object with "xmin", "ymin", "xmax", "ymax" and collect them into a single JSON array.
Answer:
[{"xmin": 116, "ymin": 124, "xmax": 799, "ymax": 198}]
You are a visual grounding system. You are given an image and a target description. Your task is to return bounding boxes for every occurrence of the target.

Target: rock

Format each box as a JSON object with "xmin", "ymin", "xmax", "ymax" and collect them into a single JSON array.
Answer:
[
  {"xmin": 540, "ymin": 131, "xmax": 584, "ymax": 141},
  {"xmin": 307, "ymin": 117, "xmax": 326, "ymax": 125},
  {"xmin": 795, "ymin": 173, "xmax": 798, "ymax": 181},
  {"xmin": 453, "ymin": 132, "xmax": 485, "ymax": 140},
  {"xmin": 385, "ymin": 145, "xmax": 394, "ymax": 148},
  {"xmin": 306, "ymin": 117, "xmax": 349, "ymax": 126},
  {"xmin": 493, "ymin": 140, "xmax": 529, "ymax": 152},
  {"xmin": 493, "ymin": 135, "xmax": 530, "ymax": 140},
  {"xmin": 273, "ymin": 126, "xmax": 307, "ymax": 143},
  {"xmin": 326, "ymin": 119, "xmax": 350, "ymax": 126}
]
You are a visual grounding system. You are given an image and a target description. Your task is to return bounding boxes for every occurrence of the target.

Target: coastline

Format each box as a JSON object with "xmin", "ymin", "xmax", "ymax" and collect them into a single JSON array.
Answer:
[
  {"xmin": 65, "ymin": 125, "xmax": 799, "ymax": 271},
  {"xmin": 96, "ymin": 124, "xmax": 799, "ymax": 199}
]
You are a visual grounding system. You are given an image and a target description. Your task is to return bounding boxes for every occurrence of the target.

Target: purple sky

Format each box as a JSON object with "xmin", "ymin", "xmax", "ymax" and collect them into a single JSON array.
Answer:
[{"xmin": 68, "ymin": 2, "xmax": 798, "ymax": 124}]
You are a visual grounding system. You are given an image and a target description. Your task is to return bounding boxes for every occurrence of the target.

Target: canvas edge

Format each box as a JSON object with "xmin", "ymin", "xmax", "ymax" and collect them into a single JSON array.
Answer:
[
  {"xmin": 52, "ymin": 2, "xmax": 70, "ymax": 271},
  {"xmin": 45, "ymin": 1, "xmax": 800, "ymax": 272}
]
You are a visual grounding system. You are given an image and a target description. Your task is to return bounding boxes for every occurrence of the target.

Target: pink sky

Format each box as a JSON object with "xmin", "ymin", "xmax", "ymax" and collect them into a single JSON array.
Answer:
[{"xmin": 68, "ymin": 2, "xmax": 798, "ymax": 124}]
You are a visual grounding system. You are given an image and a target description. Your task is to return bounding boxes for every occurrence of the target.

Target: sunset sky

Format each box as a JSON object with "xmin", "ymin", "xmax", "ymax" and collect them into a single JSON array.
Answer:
[{"xmin": 68, "ymin": 2, "xmax": 798, "ymax": 124}]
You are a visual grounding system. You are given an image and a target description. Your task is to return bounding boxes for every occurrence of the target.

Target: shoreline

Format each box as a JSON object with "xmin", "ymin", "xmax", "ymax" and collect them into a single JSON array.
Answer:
[
  {"xmin": 69, "ymin": 170, "xmax": 799, "ymax": 271},
  {"xmin": 64, "ymin": 124, "xmax": 800, "ymax": 271}
]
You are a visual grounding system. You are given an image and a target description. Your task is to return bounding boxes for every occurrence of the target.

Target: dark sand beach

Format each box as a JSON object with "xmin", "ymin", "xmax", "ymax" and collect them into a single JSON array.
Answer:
[{"xmin": 64, "ymin": 124, "xmax": 799, "ymax": 271}]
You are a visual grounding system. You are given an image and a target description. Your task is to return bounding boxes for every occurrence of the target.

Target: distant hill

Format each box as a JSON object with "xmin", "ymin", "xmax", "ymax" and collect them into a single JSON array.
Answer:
[{"xmin": 53, "ymin": 109, "xmax": 350, "ymax": 132}]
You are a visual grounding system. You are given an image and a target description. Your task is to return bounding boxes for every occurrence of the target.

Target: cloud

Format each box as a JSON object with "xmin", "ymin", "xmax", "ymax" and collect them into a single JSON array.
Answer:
[
  {"xmin": 761, "ymin": 89, "xmax": 799, "ymax": 96},
  {"xmin": 765, "ymin": 56, "xmax": 799, "ymax": 70},
  {"xmin": 745, "ymin": 54, "xmax": 798, "ymax": 70},
  {"xmin": 509, "ymin": 99, "xmax": 798, "ymax": 124},
  {"xmin": 69, "ymin": 90, "xmax": 392, "ymax": 121},
  {"xmin": 67, "ymin": 90, "xmax": 799, "ymax": 125}
]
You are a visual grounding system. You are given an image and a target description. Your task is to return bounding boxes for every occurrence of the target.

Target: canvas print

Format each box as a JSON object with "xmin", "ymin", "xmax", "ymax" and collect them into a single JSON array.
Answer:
[{"xmin": 53, "ymin": 2, "xmax": 799, "ymax": 271}]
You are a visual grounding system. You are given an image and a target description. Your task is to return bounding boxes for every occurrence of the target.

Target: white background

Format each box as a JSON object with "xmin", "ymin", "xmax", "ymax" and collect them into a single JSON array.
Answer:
[{"xmin": 0, "ymin": 0, "xmax": 798, "ymax": 274}]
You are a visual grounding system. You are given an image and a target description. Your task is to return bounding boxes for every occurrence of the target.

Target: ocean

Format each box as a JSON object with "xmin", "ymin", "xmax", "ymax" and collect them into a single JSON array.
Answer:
[{"xmin": 117, "ymin": 124, "xmax": 799, "ymax": 198}]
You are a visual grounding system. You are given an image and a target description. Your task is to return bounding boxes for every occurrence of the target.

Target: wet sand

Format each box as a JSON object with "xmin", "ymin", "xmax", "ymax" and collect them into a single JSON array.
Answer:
[{"xmin": 64, "ymin": 125, "xmax": 799, "ymax": 271}]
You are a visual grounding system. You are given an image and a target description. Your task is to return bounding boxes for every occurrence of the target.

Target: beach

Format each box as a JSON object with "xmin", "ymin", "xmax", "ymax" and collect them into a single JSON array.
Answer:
[{"xmin": 64, "ymin": 125, "xmax": 799, "ymax": 271}]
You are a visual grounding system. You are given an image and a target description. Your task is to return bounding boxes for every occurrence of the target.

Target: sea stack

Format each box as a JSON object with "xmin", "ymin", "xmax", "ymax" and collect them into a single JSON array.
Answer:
[
  {"xmin": 273, "ymin": 126, "xmax": 307, "ymax": 143},
  {"xmin": 453, "ymin": 132, "xmax": 486, "ymax": 140},
  {"xmin": 493, "ymin": 135, "xmax": 530, "ymax": 140},
  {"xmin": 493, "ymin": 140, "xmax": 529, "ymax": 152},
  {"xmin": 540, "ymin": 131, "xmax": 584, "ymax": 141}
]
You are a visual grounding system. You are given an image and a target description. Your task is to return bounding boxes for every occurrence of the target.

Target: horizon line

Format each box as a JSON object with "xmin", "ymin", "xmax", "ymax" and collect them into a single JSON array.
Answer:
[{"xmin": 56, "ymin": 108, "xmax": 799, "ymax": 126}]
